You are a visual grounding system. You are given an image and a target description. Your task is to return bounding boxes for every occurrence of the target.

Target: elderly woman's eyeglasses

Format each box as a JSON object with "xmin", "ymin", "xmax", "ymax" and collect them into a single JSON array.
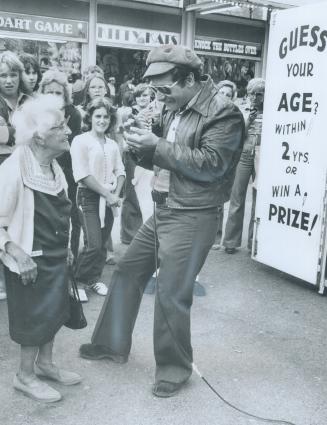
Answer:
[{"xmin": 150, "ymin": 79, "xmax": 180, "ymax": 95}]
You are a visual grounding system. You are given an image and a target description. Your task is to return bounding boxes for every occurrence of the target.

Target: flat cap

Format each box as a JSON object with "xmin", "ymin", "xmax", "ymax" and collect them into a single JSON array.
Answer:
[{"xmin": 143, "ymin": 44, "xmax": 202, "ymax": 78}]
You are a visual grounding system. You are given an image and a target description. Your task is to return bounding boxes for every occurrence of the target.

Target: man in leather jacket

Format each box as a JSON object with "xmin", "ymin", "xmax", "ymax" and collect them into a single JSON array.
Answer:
[{"xmin": 80, "ymin": 45, "xmax": 245, "ymax": 398}]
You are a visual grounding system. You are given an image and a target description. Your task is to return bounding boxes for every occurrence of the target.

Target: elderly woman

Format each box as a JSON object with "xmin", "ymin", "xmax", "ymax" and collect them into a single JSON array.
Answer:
[
  {"xmin": 223, "ymin": 78, "xmax": 265, "ymax": 254},
  {"xmin": 0, "ymin": 94, "xmax": 82, "ymax": 403},
  {"xmin": 39, "ymin": 70, "xmax": 82, "ymax": 262},
  {"xmin": 71, "ymin": 97, "xmax": 125, "ymax": 301}
]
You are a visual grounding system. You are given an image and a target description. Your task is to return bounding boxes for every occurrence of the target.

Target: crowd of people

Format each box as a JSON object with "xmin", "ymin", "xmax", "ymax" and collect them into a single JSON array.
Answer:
[{"xmin": 0, "ymin": 45, "xmax": 264, "ymax": 402}]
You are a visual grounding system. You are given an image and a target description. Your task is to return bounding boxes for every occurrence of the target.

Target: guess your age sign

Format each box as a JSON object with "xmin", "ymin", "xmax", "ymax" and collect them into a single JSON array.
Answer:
[{"xmin": 253, "ymin": 2, "xmax": 327, "ymax": 288}]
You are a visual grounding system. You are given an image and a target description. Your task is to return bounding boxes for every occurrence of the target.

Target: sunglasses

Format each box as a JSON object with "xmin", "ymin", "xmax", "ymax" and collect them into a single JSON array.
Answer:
[{"xmin": 150, "ymin": 79, "xmax": 180, "ymax": 95}]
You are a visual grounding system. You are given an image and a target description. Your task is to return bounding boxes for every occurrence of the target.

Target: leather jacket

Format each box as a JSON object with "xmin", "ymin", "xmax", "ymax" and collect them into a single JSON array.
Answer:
[{"xmin": 137, "ymin": 75, "xmax": 245, "ymax": 209}]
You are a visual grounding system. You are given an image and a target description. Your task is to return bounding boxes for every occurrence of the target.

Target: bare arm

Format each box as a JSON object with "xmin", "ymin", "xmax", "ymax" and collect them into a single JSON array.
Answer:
[
  {"xmin": 108, "ymin": 175, "xmax": 125, "ymax": 206},
  {"xmin": 79, "ymin": 175, "xmax": 108, "ymax": 197}
]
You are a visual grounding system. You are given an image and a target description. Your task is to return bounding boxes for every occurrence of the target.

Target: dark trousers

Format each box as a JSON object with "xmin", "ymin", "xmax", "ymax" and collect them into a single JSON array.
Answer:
[
  {"xmin": 92, "ymin": 206, "xmax": 218, "ymax": 384},
  {"xmin": 120, "ymin": 152, "xmax": 143, "ymax": 244},
  {"xmin": 214, "ymin": 203, "xmax": 224, "ymax": 245},
  {"xmin": 223, "ymin": 147, "xmax": 255, "ymax": 250},
  {"xmin": 75, "ymin": 188, "xmax": 114, "ymax": 286}
]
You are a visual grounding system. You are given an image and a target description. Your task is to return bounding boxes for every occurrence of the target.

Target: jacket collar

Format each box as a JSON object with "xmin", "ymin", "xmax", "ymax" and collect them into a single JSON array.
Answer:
[
  {"xmin": 0, "ymin": 92, "xmax": 29, "ymax": 112},
  {"xmin": 188, "ymin": 75, "xmax": 217, "ymax": 118}
]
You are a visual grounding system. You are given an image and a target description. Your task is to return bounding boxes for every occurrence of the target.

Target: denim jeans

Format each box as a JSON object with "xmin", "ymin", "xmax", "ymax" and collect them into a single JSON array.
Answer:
[
  {"xmin": 92, "ymin": 206, "xmax": 218, "ymax": 385},
  {"xmin": 223, "ymin": 146, "xmax": 255, "ymax": 250},
  {"xmin": 75, "ymin": 188, "xmax": 114, "ymax": 286}
]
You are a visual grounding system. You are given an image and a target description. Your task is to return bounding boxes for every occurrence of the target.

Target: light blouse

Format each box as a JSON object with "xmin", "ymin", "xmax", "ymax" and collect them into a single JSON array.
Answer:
[{"xmin": 71, "ymin": 132, "xmax": 125, "ymax": 188}]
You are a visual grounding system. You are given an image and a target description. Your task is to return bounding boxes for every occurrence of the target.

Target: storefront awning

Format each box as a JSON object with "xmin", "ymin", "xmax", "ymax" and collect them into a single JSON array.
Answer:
[{"xmin": 187, "ymin": 0, "xmax": 325, "ymax": 21}]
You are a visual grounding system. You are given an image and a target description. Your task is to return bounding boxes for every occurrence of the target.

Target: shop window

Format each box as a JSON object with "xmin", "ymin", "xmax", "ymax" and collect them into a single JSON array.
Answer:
[
  {"xmin": 198, "ymin": 54, "xmax": 256, "ymax": 97},
  {"xmin": 97, "ymin": 47, "xmax": 148, "ymax": 86},
  {"xmin": 0, "ymin": 37, "xmax": 82, "ymax": 76}
]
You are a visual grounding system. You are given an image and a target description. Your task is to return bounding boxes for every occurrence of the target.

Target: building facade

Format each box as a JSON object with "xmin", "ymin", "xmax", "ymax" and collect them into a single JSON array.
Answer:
[{"xmin": 0, "ymin": 0, "xmax": 267, "ymax": 95}]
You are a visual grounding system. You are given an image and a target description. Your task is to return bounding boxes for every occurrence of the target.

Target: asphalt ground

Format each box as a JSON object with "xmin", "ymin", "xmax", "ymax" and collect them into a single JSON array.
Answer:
[{"xmin": 0, "ymin": 199, "xmax": 326, "ymax": 425}]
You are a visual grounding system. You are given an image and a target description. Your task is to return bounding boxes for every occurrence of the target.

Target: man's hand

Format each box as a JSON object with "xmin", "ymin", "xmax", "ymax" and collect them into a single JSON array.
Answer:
[{"xmin": 124, "ymin": 127, "xmax": 159, "ymax": 155}]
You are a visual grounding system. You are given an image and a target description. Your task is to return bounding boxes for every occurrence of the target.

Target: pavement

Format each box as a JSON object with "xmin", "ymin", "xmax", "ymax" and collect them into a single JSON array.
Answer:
[{"xmin": 0, "ymin": 199, "xmax": 327, "ymax": 425}]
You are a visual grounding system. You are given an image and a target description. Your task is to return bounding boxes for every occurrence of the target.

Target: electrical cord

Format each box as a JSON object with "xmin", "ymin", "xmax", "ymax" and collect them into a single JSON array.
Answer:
[{"xmin": 152, "ymin": 202, "xmax": 297, "ymax": 425}]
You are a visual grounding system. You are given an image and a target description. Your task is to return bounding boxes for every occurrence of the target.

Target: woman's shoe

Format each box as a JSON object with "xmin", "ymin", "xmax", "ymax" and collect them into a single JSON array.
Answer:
[
  {"xmin": 35, "ymin": 363, "xmax": 82, "ymax": 386},
  {"xmin": 13, "ymin": 374, "xmax": 62, "ymax": 403}
]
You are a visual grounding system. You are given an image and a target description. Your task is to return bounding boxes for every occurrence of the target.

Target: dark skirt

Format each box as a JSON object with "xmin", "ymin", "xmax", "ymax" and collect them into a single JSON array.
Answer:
[{"xmin": 5, "ymin": 256, "xmax": 70, "ymax": 346}]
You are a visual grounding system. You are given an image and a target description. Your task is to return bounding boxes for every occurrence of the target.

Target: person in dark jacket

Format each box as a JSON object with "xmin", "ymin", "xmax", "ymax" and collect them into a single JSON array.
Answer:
[{"xmin": 80, "ymin": 45, "xmax": 244, "ymax": 398}]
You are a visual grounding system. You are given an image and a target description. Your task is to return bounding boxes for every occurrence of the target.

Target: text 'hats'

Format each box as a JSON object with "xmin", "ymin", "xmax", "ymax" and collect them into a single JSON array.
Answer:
[{"xmin": 143, "ymin": 45, "xmax": 202, "ymax": 78}]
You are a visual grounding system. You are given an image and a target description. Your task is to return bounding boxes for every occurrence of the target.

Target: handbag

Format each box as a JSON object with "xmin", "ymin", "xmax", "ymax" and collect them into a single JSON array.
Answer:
[{"xmin": 64, "ymin": 266, "xmax": 87, "ymax": 330}]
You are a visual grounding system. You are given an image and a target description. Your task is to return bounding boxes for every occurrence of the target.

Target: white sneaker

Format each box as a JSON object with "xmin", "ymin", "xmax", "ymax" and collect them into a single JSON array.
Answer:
[
  {"xmin": 90, "ymin": 282, "xmax": 108, "ymax": 296},
  {"xmin": 0, "ymin": 289, "xmax": 7, "ymax": 301},
  {"xmin": 77, "ymin": 288, "xmax": 88, "ymax": 303}
]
